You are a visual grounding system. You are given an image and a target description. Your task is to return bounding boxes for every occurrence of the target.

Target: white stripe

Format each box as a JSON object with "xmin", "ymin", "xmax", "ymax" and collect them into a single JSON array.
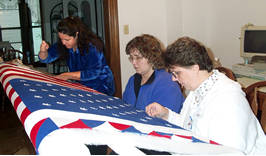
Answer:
[
  {"xmin": 16, "ymin": 102, "xmax": 26, "ymax": 120},
  {"xmin": 10, "ymin": 92, "xmax": 19, "ymax": 106},
  {"xmin": 24, "ymin": 109, "xmax": 192, "ymax": 140},
  {"xmin": 5, "ymin": 84, "xmax": 12, "ymax": 96}
]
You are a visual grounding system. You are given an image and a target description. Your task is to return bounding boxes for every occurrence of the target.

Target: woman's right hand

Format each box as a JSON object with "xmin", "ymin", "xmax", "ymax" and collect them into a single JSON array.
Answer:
[
  {"xmin": 145, "ymin": 102, "xmax": 169, "ymax": 120},
  {"xmin": 39, "ymin": 41, "xmax": 49, "ymax": 59},
  {"xmin": 40, "ymin": 41, "xmax": 49, "ymax": 52}
]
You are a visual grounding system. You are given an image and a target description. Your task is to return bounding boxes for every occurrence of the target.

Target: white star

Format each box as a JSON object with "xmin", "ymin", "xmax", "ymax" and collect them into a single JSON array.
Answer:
[
  {"xmin": 80, "ymin": 107, "xmax": 88, "ymax": 111},
  {"xmin": 165, "ymin": 124, "xmax": 172, "ymax": 127},
  {"xmin": 79, "ymin": 100, "xmax": 86, "ymax": 103},
  {"xmin": 48, "ymin": 94, "xmax": 56, "ymax": 98},
  {"xmin": 70, "ymin": 94, "xmax": 76, "ymax": 97},
  {"xmin": 99, "ymin": 106, "xmax": 106, "ymax": 110},
  {"xmin": 56, "ymin": 101, "xmax": 64, "ymax": 105},
  {"xmin": 106, "ymin": 106, "xmax": 112, "ymax": 109},
  {"xmin": 136, "ymin": 110, "xmax": 144, "ymax": 113},
  {"xmin": 90, "ymin": 107, "xmax": 98, "ymax": 110},
  {"xmin": 24, "ymin": 83, "xmax": 30, "ymax": 86},
  {"xmin": 78, "ymin": 94, "xmax": 84, "ymax": 97},
  {"xmin": 42, "ymin": 103, "xmax": 51, "ymax": 106},
  {"xmin": 34, "ymin": 95, "xmax": 42, "ymax": 98},
  {"xmin": 140, "ymin": 118, "xmax": 147, "ymax": 122},
  {"xmin": 112, "ymin": 113, "xmax": 120, "ymax": 117}
]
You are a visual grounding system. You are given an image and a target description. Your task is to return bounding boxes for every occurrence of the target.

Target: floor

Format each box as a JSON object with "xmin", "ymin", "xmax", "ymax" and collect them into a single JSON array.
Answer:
[{"xmin": 0, "ymin": 97, "xmax": 36, "ymax": 155}]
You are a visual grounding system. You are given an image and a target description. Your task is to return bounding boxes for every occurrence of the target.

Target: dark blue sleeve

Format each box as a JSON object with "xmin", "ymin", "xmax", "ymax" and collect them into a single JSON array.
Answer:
[
  {"xmin": 79, "ymin": 47, "xmax": 109, "ymax": 81},
  {"xmin": 151, "ymin": 72, "xmax": 184, "ymax": 113},
  {"xmin": 38, "ymin": 44, "xmax": 59, "ymax": 63},
  {"xmin": 78, "ymin": 45, "xmax": 115, "ymax": 95},
  {"xmin": 122, "ymin": 76, "xmax": 136, "ymax": 106}
]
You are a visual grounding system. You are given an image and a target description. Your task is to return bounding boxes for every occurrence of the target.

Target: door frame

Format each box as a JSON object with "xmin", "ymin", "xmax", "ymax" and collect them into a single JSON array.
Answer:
[{"xmin": 103, "ymin": 0, "xmax": 122, "ymax": 98}]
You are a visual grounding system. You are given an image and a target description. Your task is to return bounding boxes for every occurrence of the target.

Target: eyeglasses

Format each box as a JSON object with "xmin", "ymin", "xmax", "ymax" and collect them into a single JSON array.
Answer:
[
  {"xmin": 128, "ymin": 56, "xmax": 144, "ymax": 62},
  {"xmin": 169, "ymin": 71, "xmax": 179, "ymax": 79}
]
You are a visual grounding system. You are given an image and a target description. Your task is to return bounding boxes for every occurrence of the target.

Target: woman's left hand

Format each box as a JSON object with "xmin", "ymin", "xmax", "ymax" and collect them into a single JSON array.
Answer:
[{"xmin": 54, "ymin": 73, "xmax": 70, "ymax": 80}]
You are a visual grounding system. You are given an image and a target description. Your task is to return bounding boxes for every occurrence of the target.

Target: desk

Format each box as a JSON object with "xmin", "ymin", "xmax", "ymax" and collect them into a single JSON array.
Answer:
[
  {"xmin": 0, "ymin": 63, "xmax": 242, "ymax": 155},
  {"xmin": 237, "ymin": 77, "xmax": 266, "ymax": 92}
]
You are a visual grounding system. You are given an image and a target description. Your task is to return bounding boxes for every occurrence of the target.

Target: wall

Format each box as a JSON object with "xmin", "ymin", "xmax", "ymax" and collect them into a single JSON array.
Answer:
[
  {"xmin": 118, "ymin": 0, "xmax": 266, "ymax": 92},
  {"xmin": 181, "ymin": 0, "xmax": 266, "ymax": 68},
  {"xmin": 118, "ymin": 0, "xmax": 179, "ymax": 91}
]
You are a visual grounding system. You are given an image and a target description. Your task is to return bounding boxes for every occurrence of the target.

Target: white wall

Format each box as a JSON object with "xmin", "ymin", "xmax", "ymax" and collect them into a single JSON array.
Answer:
[
  {"xmin": 118, "ymin": 0, "xmax": 177, "ymax": 91},
  {"xmin": 181, "ymin": 0, "xmax": 266, "ymax": 68},
  {"xmin": 118, "ymin": 0, "xmax": 266, "ymax": 92}
]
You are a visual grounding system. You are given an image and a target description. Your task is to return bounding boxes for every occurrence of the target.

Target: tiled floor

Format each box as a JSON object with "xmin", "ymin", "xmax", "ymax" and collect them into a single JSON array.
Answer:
[{"xmin": 0, "ymin": 99, "xmax": 36, "ymax": 155}]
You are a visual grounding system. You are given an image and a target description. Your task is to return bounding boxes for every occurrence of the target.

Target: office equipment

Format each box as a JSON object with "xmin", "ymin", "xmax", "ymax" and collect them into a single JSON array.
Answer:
[
  {"xmin": 0, "ymin": 63, "xmax": 241, "ymax": 155},
  {"xmin": 240, "ymin": 24, "xmax": 266, "ymax": 64},
  {"xmin": 232, "ymin": 63, "xmax": 266, "ymax": 80}
]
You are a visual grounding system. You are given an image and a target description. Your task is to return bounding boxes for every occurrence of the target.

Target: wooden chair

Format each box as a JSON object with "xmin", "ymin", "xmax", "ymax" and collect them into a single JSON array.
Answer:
[
  {"xmin": 4, "ymin": 49, "xmax": 28, "ymax": 65},
  {"xmin": 244, "ymin": 81, "xmax": 266, "ymax": 133},
  {"xmin": 216, "ymin": 66, "xmax": 237, "ymax": 81}
]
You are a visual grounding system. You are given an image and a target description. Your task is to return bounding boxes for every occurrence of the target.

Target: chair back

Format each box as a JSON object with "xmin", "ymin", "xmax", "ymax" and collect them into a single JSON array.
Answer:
[
  {"xmin": 244, "ymin": 81, "xmax": 266, "ymax": 133},
  {"xmin": 216, "ymin": 66, "xmax": 237, "ymax": 81},
  {"xmin": 2, "ymin": 48, "xmax": 28, "ymax": 65}
]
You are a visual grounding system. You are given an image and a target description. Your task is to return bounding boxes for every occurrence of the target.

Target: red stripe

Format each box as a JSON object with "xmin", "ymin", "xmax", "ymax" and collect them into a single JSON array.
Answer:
[
  {"xmin": 4, "ymin": 82, "xmax": 10, "ymax": 93},
  {"xmin": 2, "ymin": 71, "xmax": 98, "ymax": 93},
  {"xmin": 30, "ymin": 118, "xmax": 47, "ymax": 148},
  {"xmin": 1, "ymin": 64, "xmax": 100, "ymax": 93},
  {"xmin": 8, "ymin": 88, "xmax": 15, "ymax": 99},
  {"xmin": 210, "ymin": 140, "xmax": 220, "ymax": 145},
  {"xmin": 175, "ymin": 134, "xmax": 192, "ymax": 140},
  {"xmin": 14, "ymin": 97, "xmax": 22, "ymax": 111},
  {"xmin": 148, "ymin": 131, "xmax": 171, "ymax": 139},
  {"xmin": 61, "ymin": 119, "xmax": 91, "ymax": 129},
  {"xmin": 109, "ymin": 122, "xmax": 131, "ymax": 130},
  {"xmin": 20, "ymin": 108, "xmax": 31, "ymax": 125}
]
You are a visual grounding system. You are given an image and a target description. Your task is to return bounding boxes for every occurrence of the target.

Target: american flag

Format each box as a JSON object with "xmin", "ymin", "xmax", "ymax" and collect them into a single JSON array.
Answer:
[{"xmin": 0, "ymin": 63, "xmax": 239, "ymax": 155}]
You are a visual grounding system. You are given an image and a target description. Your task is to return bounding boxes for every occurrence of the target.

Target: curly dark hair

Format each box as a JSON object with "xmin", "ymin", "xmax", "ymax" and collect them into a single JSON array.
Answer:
[
  {"xmin": 164, "ymin": 36, "xmax": 213, "ymax": 72},
  {"xmin": 125, "ymin": 34, "xmax": 165, "ymax": 69},
  {"xmin": 56, "ymin": 16, "xmax": 104, "ymax": 59}
]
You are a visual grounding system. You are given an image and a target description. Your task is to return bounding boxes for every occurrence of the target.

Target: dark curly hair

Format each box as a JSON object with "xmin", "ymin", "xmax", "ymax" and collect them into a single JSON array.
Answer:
[
  {"xmin": 164, "ymin": 36, "xmax": 213, "ymax": 72},
  {"xmin": 56, "ymin": 16, "xmax": 104, "ymax": 59},
  {"xmin": 125, "ymin": 34, "xmax": 165, "ymax": 69}
]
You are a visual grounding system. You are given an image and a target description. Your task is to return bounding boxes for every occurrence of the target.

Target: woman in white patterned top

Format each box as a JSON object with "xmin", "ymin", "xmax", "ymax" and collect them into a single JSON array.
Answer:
[{"xmin": 145, "ymin": 36, "xmax": 266, "ymax": 155}]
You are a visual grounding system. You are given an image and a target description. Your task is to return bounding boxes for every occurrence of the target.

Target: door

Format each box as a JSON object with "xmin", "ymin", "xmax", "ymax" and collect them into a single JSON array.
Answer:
[{"xmin": 0, "ymin": 0, "xmax": 42, "ymax": 64}]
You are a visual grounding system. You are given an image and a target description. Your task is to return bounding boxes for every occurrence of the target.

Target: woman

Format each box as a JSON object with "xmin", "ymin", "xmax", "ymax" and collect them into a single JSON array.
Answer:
[
  {"xmin": 123, "ymin": 34, "xmax": 184, "ymax": 113},
  {"xmin": 39, "ymin": 16, "xmax": 115, "ymax": 96},
  {"xmin": 145, "ymin": 37, "xmax": 266, "ymax": 154}
]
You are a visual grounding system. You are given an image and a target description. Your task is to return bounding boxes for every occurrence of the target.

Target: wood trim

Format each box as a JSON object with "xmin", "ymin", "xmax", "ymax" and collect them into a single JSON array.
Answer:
[{"xmin": 103, "ymin": 0, "xmax": 122, "ymax": 98}]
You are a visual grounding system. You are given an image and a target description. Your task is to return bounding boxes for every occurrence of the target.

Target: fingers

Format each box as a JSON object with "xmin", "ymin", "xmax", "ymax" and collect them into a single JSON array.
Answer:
[
  {"xmin": 40, "ymin": 41, "xmax": 49, "ymax": 51},
  {"xmin": 145, "ymin": 102, "xmax": 159, "ymax": 117}
]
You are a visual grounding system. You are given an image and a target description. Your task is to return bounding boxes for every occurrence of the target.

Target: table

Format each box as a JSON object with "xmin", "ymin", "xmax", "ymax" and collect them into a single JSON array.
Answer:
[
  {"xmin": 0, "ymin": 63, "xmax": 242, "ymax": 155},
  {"xmin": 237, "ymin": 77, "xmax": 266, "ymax": 92}
]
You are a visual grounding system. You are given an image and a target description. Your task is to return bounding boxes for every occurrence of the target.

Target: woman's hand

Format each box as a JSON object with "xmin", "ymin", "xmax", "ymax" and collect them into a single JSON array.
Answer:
[
  {"xmin": 54, "ymin": 71, "xmax": 81, "ymax": 81},
  {"xmin": 145, "ymin": 102, "xmax": 169, "ymax": 120},
  {"xmin": 39, "ymin": 41, "xmax": 49, "ymax": 60},
  {"xmin": 54, "ymin": 73, "xmax": 70, "ymax": 81}
]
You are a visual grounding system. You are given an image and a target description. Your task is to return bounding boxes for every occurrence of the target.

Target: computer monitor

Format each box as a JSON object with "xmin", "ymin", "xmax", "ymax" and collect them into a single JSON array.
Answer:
[{"xmin": 240, "ymin": 24, "xmax": 266, "ymax": 64}]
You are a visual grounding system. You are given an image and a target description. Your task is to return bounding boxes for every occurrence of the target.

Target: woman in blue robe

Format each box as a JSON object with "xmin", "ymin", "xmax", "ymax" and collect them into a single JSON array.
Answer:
[
  {"xmin": 123, "ymin": 34, "xmax": 184, "ymax": 113},
  {"xmin": 38, "ymin": 16, "xmax": 115, "ymax": 96}
]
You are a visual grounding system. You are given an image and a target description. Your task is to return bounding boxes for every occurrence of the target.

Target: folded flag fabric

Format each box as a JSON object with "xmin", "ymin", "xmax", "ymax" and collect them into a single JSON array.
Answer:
[{"xmin": 0, "ymin": 63, "xmax": 241, "ymax": 155}]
